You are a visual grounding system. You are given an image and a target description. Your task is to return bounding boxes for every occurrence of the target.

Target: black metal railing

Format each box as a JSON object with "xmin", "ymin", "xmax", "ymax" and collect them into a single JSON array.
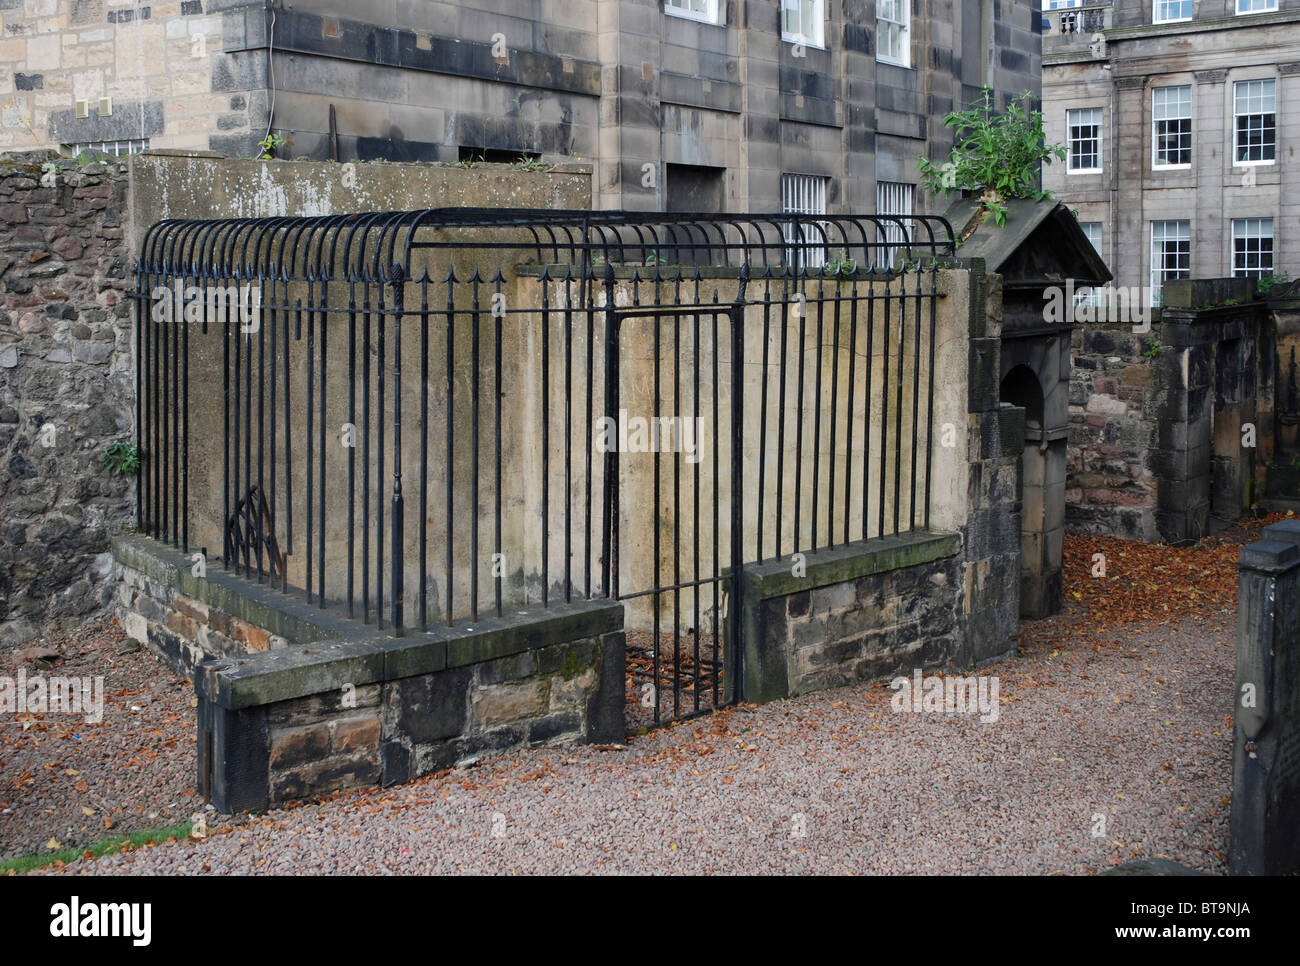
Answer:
[{"xmin": 133, "ymin": 209, "xmax": 953, "ymax": 717}]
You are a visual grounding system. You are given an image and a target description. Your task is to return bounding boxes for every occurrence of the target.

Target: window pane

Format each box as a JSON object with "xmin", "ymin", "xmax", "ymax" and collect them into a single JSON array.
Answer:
[
  {"xmin": 1232, "ymin": 218, "xmax": 1274, "ymax": 278},
  {"xmin": 1150, "ymin": 220, "xmax": 1191, "ymax": 306},
  {"xmin": 1154, "ymin": 0, "xmax": 1193, "ymax": 21},
  {"xmin": 1234, "ymin": 80, "xmax": 1277, "ymax": 163},
  {"xmin": 1153, "ymin": 86, "xmax": 1192, "ymax": 166},
  {"xmin": 1067, "ymin": 107, "xmax": 1102, "ymax": 171}
]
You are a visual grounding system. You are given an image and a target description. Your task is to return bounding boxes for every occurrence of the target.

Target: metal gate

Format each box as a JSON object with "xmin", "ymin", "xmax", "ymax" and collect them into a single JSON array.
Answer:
[{"xmin": 610, "ymin": 304, "xmax": 744, "ymax": 727}]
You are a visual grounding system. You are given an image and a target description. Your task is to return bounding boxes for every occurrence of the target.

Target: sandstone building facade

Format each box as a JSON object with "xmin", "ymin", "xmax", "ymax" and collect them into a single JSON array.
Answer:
[
  {"xmin": 1043, "ymin": 0, "xmax": 1300, "ymax": 301},
  {"xmin": 2, "ymin": 0, "xmax": 1041, "ymax": 212}
]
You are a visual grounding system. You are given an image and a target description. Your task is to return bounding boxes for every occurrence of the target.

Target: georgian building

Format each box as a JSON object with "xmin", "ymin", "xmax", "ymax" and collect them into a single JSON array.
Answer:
[{"xmin": 1043, "ymin": 0, "xmax": 1300, "ymax": 302}]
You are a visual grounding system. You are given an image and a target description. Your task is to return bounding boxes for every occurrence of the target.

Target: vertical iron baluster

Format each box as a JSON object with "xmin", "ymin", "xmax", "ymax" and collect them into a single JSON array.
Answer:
[
  {"xmin": 305, "ymin": 297, "xmax": 314, "ymax": 601},
  {"xmin": 445, "ymin": 270, "xmax": 456, "ymax": 626},
  {"xmin": 419, "ymin": 276, "xmax": 428, "ymax": 630},
  {"xmin": 844, "ymin": 280, "xmax": 858, "ymax": 544},
  {"xmin": 347, "ymin": 280, "xmax": 357, "ymax": 618},
  {"xmin": 793, "ymin": 277, "xmax": 806, "ymax": 553},
  {"xmin": 255, "ymin": 279, "xmax": 265, "ymax": 579},
  {"xmin": 361, "ymin": 285, "xmax": 371, "ymax": 622},
  {"xmin": 863, "ymin": 277, "xmax": 876, "ymax": 538},
  {"xmin": 711, "ymin": 299, "xmax": 719, "ymax": 709},
  {"xmin": 270, "ymin": 279, "xmax": 278, "ymax": 582},
  {"xmin": 539, "ymin": 271, "xmax": 548, "ymax": 611},
  {"xmin": 893, "ymin": 279, "xmax": 905, "ymax": 537},
  {"xmin": 672, "ymin": 303, "xmax": 681, "ymax": 720},
  {"xmin": 390, "ymin": 264, "xmax": 404, "ymax": 635},
  {"xmin": 495, "ymin": 271, "xmax": 504, "ymax": 618},
  {"xmin": 562, "ymin": 269, "xmax": 572, "ymax": 604},
  {"xmin": 776, "ymin": 276, "xmax": 790, "ymax": 558},
  {"xmin": 909, "ymin": 265, "xmax": 923, "ymax": 531},
  {"xmin": 924, "ymin": 266, "xmax": 938, "ymax": 529},
  {"xmin": 811, "ymin": 276, "xmax": 824, "ymax": 552},
  {"xmin": 376, "ymin": 277, "xmax": 386, "ymax": 629},
  {"xmin": 878, "ymin": 278, "xmax": 890, "ymax": 539},
  {"xmin": 828, "ymin": 278, "xmax": 842, "ymax": 548},
  {"xmin": 182, "ymin": 275, "xmax": 192, "ymax": 553},
  {"xmin": 284, "ymin": 297, "xmax": 293, "ymax": 583},
  {"xmin": 729, "ymin": 300, "xmax": 744, "ymax": 707},
  {"xmin": 693, "ymin": 297, "xmax": 701, "ymax": 712},
  {"xmin": 319, "ymin": 282, "xmax": 328, "ymax": 606},
  {"xmin": 757, "ymin": 278, "xmax": 770, "ymax": 562},
  {"xmin": 652, "ymin": 305, "xmax": 660, "ymax": 725}
]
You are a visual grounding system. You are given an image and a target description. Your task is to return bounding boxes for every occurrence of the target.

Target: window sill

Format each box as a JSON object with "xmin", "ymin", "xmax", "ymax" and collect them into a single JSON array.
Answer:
[
  {"xmin": 1233, "ymin": 159, "xmax": 1276, "ymax": 167},
  {"xmin": 1152, "ymin": 163, "xmax": 1192, "ymax": 171},
  {"xmin": 876, "ymin": 56, "xmax": 913, "ymax": 70},
  {"xmin": 1067, "ymin": 168, "xmax": 1104, "ymax": 175},
  {"xmin": 1152, "ymin": 16, "xmax": 1193, "ymax": 25},
  {"xmin": 782, "ymin": 34, "xmax": 826, "ymax": 50}
]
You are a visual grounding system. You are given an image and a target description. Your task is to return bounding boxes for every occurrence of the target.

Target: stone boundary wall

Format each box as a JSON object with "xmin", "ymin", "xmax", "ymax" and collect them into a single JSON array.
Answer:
[
  {"xmin": 741, "ymin": 532, "xmax": 964, "ymax": 701},
  {"xmin": 0, "ymin": 154, "xmax": 134, "ymax": 647},
  {"xmin": 1068, "ymin": 279, "xmax": 1271, "ymax": 545},
  {"xmin": 1067, "ymin": 319, "xmax": 1160, "ymax": 541},
  {"xmin": 114, "ymin": 533, "xmax": 623, "ymax": 811}
]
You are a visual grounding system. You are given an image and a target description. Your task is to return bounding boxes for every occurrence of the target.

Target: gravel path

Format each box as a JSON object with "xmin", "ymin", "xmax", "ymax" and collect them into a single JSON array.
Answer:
[
  {"xmin": 39, "ymin": 607, "xmax": 1234, "ymax": 875},
  {"xmin": 0, "ymin": 618, "xmax": 197, "ymax": 861}
]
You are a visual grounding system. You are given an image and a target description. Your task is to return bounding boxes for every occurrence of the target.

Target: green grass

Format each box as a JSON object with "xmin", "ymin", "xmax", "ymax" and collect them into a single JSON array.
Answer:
[{"xmin": 0, "ymin": 821, "xmax": 193, "ymax": 875}]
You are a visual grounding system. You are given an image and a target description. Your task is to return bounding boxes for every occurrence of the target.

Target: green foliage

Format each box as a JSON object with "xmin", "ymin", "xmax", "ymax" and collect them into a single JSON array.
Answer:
[
  {"xmin": 0, "ymin": 822, "xmax": 193, "ymax": 875},
  {"xmin": 822, "ymin": 249, "xmax": 857, "ymax": 277},
  {"xmin": 102, "ymin": 440, "xmax": 141, "ymax": 476},
  {"xmin": 1143, "ymin": 336, "xmax": 1161, "ymax": 360},
  {"xmin": 1256, "ymin": 270, "xmax": 1290, "ymax": 296},
  {"xmin": 643, "ymin": 249, "xmax": 663, "ymax": 266},
  {"xmin": 513, "ymin": 155, "xmax": 554, "ymax": 172},
  {"xmin": 256, "ymin": 132, "xmax": 291, "ymax": 160},
  {"xmin": 452, "ymin": 153, "xmax": 484, "ymax": 169},
  {"xmin": 917, "ymin": 88, "xmax": 1066, "ymax": 227}
]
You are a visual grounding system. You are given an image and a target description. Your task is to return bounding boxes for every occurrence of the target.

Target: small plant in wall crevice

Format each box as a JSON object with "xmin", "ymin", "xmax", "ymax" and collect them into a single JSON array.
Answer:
[
  {"xmin": 256, "ymin": 132, "xmax": 292, "ymax": 160},
  {"xmin": 1143, "ymin": 336, "xmax": 1161, "ymax": 360},
  {"xmin": 103, "ymin": 440, "xmax": 141, "ymax": 476}
]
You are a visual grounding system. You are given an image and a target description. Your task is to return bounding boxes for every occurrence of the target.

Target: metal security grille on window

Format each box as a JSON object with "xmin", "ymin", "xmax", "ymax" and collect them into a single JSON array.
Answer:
[
  {"xmin": 877, "ymin": 0, "xmax": 909, "ymax": 65},
  {"xmin": 1235, "ymin": 80, "xmax": 1276, "ymax": 163},
  {"xmin": 1153, "ymin": 86, "xmax": 1192, "ymax": 167},
  {"xmin": 782, "ymin": 0, "xmax": 823, "ymax": 46},
  {"xmin": 782, "ymin": 174, "xmax": 829, "ymax": 269},
  {"xmin": 1237, "ymin": 0, "xmax": 1278, "ymax": 12},
  {"xmin": 1232, "ymin": 218, "xmax": 1274, "ymax": 278},
  {"xmin": 1068, "ymin": 109, "xmax": 1101, "ymax": 171},
  {"xmin": 64, "ymin": 139, "xmax": 148, "ymax": 158},
  {"xmin": 1150, "ymin": 221, "xmax": 1190, "ymax": 307},
  {"xmin": 876, "ymin": 181, "xmax": 914, "ymax": 271},
  {"xmin": 1154, "ymin": 0, "xmax": 1192, "ymax": 21}
]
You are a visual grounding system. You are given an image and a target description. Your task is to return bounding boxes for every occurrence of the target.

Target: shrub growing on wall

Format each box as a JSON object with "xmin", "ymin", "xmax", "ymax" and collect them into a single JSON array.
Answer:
[{"xmin": 918, "ymin": 89, "xmax": 1065, "ymax": 228}]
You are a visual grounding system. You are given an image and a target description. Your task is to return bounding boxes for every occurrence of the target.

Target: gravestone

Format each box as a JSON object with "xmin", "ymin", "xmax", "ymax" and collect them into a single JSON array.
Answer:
[{"xmin": 1230, "ymin": 518, "xmax": 1300, "ymax": 875}]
